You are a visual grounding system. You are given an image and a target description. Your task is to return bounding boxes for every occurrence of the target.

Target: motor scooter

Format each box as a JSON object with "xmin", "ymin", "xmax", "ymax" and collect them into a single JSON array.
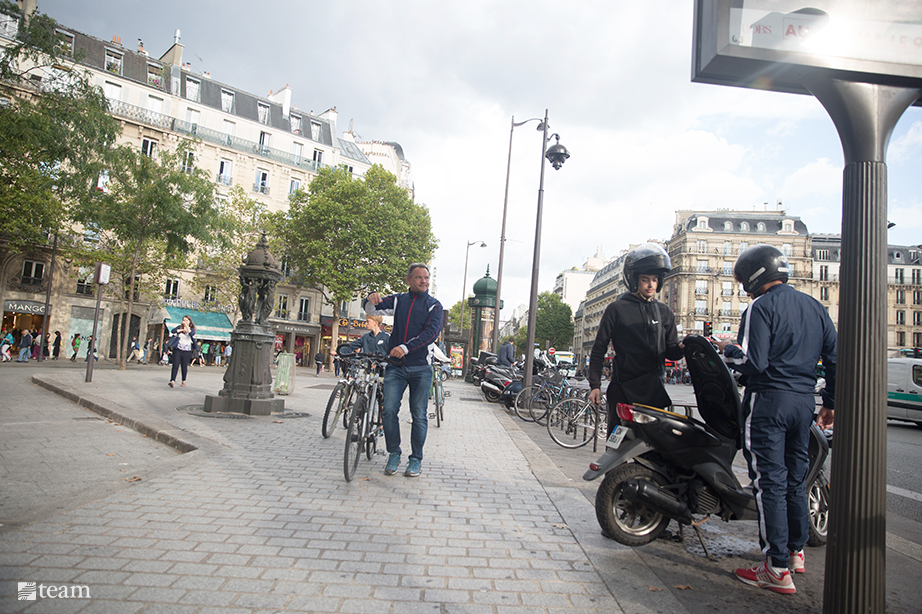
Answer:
[
  {"xmin": 583, "ymin": 334, "xmax": 830, "ymax": 555},
  {"xmin": 480, "ymin": 359, "xmax": 522, "ymax": 403}
]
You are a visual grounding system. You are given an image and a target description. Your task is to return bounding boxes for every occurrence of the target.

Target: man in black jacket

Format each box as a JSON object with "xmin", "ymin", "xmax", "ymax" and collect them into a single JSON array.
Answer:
[{"xmin": 587, "ymin": 244, "xmax": 684, "ymax": 435}]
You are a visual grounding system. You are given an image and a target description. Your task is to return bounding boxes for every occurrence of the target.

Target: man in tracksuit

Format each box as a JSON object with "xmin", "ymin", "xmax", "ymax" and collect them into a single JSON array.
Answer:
[
  {"xmin": 346, "ymin": 315, "xmax": 390, "ymax": 357},
  {"xmin": 365, "ymin": 263, "xmax": 444, "ymax": 478},
  {"xmin": 716, "ymin": 244, "xmax": 836, "ymax": 595}
]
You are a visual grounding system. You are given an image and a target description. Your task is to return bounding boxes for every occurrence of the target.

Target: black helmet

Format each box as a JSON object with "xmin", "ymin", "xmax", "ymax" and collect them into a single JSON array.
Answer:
[
  {"xmin": 734, "ymin": 244, "xmax": 790, "ymax": 295},
  {"xmin": 623, "ymin": 244, "xmax": 671, "ymax": 293}
]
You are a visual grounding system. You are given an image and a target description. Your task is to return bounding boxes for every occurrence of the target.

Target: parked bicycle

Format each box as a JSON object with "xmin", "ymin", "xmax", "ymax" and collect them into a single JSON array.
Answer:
[
  {"xmin": 546, "ymin": 396, "xmax": 606, "ymax": 448},
  {"xmin": 344, "ymin": 352, "xmax": 389, "ymax": 482},
  {"xmin": 322, "ymin": 356, "xmax": 360, "ymax": 438},
  {"xmin": 429, "ymin": 357, "xmax": 450, "ymax": 427}
]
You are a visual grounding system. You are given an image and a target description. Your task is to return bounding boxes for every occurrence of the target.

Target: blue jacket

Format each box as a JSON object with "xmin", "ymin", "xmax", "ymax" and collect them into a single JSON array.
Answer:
[
  {"xmin": 364, "ymin": 290, "xmax": 443, "ymax": 369},
  {"xmin": 722, "ymin": 284, "xmax": 836, "ymax": 409},
  {"xmin": 347, "ymin": 330, "xmax": 391, "ymax": 357},
  {"xmin": 497, "ymin": 341, "xmax": 514, "ymax": 366}
]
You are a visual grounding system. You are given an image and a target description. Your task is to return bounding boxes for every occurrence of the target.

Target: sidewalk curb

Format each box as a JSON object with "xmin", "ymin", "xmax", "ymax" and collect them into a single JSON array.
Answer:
[{"xmin": 31, "ymin": 374, "xmax": 226, "ymax": 457}]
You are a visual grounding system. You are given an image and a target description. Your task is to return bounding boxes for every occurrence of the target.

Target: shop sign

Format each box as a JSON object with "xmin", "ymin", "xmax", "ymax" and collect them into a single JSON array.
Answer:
[
  {"xmin": 274, "ymin": 334, "xmax": 284, "ymax": 349},
  {"xmin": 4, "ymin": 300, "xmax": 48, "ymax": 315}
]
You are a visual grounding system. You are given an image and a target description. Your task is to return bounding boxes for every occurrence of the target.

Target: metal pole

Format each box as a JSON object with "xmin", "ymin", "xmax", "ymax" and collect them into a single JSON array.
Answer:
[
  {"xmin": 85, "ymin": 279, "xmax": 103, "ymax": 383},
  {"xmin": 523, "ymin": 110, "xmax": 550, "ymax": 388},
  {"xmin": 38, "ymin": 233, "xmax": 57, "ymax": 361},
  {"xmin": 802, "ymin": 78, "xmax": 921, "ymax": 614},
  {"xmin": 493, "ymin": 116, "xmax": 517, "ymax": 353},
  {"xmin": 460, "ymin": 242, "xmax": 472, "ymax": 337}
]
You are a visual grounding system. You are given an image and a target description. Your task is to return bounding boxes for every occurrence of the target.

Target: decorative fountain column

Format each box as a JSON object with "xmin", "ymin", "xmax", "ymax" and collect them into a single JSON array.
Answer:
[{"xmin": 204, "ymin": 235, "xmax": 284, "ymax": 416}]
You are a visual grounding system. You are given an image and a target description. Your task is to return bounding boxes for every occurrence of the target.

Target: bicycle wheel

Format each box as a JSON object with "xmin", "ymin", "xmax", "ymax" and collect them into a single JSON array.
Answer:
[
  {"xmin": 529, "ymin": 388, "xmax": 555, "ymax": 425},
  {"xmin": 341, "ymin": 383, "xmax": 355, "ymax": 428},
  {"xmin": 513, "ymin": 386, "xmax": 538, "ymax": 422},
  {"xmin": 365, "ymin": 394, "xmax": 377, "ymax": 460},
  {"xmin": 322, "ymin": 382, "xmax": 346, "ymax": 438},
  {"xmin": 344, "ymin": 397, "xmax": 365, "ymax": 482},
  {"xmin": 547, "ymin": 398, "xmax": 598, "ymax": 449},
  {"xmin": 436, "ymin": 379, "xmax": 445, "ymax": 424}
]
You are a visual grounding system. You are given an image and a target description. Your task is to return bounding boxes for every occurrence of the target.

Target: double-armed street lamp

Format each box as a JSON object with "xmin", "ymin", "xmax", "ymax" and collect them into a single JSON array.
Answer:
[
  {"xmin": 459, "ymin": 240, "xmax": 486, "ymax": 336},
  {"xmin": 522, "ymin": 109, "xmax": 569, "ymax": 388}
]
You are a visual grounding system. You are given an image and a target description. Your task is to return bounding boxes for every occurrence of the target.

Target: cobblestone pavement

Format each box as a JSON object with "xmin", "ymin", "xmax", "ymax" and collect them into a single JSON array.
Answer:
[{"xmin": 1, "ymin": 365, "xmax": 919, "ymax": 613}]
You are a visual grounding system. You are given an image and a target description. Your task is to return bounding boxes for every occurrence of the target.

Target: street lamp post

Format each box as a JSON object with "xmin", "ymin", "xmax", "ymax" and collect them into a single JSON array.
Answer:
[
  {"xmin": 493, "ymin": 115, "xmax": 543, "ymax": 354},
  {"xmin": 459, "ymin": 240, "xmax": 486, "ymax": 338},
  {"xmin": 523, "ymin": 109, "xmax": 569, "ymax": 388}
]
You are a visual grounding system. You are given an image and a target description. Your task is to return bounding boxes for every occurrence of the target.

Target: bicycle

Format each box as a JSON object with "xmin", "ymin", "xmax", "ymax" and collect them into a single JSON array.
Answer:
[
  {"xmin": 429, "ymin": 358, "xmax": 450, "ymax": 427},
  {"xmin": 344, "ymin": 353, "xmax": 389, "ymax": 482},
  {"xmin": 322, "ymin": 356, "xmax": 360, "ymax": 438},
  {"xmin": 546, "ymin": 396, "xmax": 605, "ymax": 448}
]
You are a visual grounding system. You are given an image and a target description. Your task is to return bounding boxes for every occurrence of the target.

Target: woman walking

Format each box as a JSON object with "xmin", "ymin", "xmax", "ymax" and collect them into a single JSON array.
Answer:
[
  {"xmin": 52, "ymin": 331, "xmax": 62, "ymax": 360},
  {"xmin": 168, "ymin": 315, "xmax": 196, "ymax": 388}
]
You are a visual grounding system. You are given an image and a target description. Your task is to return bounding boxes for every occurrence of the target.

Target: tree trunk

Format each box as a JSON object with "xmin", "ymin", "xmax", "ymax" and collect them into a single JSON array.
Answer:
[
  {"xmin": 330, "ymin": 301, "xmax": 340, "ymax": 370},
  {"xmin": 119, "ymin": 251, "xmax": 141, "ymax": 370},
  {"xmin": 115, "ymin": 292, "xmax": 126, "ymax": 369}
]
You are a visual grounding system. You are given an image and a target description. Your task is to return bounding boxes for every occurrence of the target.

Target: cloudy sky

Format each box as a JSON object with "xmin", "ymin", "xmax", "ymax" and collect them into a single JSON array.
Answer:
[{"xmin": 37, "ymin": 1, "xmax": 922, "ymax": 317}]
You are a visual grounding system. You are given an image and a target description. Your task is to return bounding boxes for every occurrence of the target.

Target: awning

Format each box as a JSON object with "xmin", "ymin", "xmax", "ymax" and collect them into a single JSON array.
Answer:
[{"xmin": 163, "ymin": 307, "xmax": 233, "ymax": 342}]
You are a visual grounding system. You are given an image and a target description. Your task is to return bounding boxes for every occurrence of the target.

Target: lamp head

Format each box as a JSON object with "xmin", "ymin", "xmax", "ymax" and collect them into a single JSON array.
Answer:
[{"xmin": 546, "ymin": 136, "xmax": 570, "ymax": 170}]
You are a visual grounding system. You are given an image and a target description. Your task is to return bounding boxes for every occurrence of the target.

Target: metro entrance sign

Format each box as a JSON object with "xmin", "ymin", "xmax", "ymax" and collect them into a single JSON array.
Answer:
[
  {"xmin": 693, "ymin": 3, "xmax": 922, "ymax": 613},
  {"xmin": 693, "ymin": 0, "xmax": 922, "ymax": 95}
]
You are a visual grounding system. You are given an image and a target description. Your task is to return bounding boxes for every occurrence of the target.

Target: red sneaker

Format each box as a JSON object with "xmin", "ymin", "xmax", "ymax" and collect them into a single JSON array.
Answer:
[
  {"xmin": 735, "ymin": 560, "xmax": 796, "ymax": 594},
  {"xmin": 789, "ymin": 550, "xmax": 805, "ymax": 574}
]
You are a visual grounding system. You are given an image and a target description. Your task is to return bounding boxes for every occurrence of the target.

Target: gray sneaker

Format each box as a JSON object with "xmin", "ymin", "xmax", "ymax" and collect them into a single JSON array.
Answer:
[
  {"xmin": 384, "ymin": 452, "xmax": 401, "ymax": 476},
  {"xmin": 404, "ymin": 458, "xmax": 421, "ymax": 477}
]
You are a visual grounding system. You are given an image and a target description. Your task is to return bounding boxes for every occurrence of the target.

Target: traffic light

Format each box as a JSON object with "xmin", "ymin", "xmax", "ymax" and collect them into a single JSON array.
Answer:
[{"xmin": 703, "ymin": 321, "xmax": 713, "ymax": 337}]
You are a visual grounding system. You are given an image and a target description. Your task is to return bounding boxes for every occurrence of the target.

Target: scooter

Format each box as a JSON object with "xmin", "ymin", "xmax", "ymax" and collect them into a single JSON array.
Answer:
[
  {"xmin": 582, "ymin": 334, "xmax": 830, "ymax": 556},
  {"xmin": 480, "ymin": 360, "xmax": 522, "ymax": 403}
]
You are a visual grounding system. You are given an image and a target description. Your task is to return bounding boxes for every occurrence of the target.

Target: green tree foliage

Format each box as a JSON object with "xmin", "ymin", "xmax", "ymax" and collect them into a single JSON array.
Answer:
[
  {"xmin": 274, "ymin": 164, "xmax": 437, "ymax": 358},
  {"xmin": 191, "ymin": 185, "xmax": 270, "ymax": 323},
  {"xmin": 513, "ymin": 291, "xmax": 574, "ymax": 355},
  {"xmin": 444, "ymin": 298, "xmax": 473, "ymax": 332},
  {"xmin": 0, "ymin": 1, "xmax": 119, "ymax": 246},
  {"xmin": 71, "ymin": 141, "xmax": 224, "ymax": 368}
]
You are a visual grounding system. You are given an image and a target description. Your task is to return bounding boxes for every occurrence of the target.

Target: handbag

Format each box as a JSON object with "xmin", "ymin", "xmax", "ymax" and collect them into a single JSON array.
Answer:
[{"xmin": 166, "ymin": 334, "xmax": 179, "ymax": 350}]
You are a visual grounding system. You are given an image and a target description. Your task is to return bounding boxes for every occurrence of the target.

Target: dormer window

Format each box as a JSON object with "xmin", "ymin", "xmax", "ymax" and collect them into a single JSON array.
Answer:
[
  {"xmin": 697, "ymin": 217, "xmax": 709, "ymax": 229},
  {"xmin": 291, "ymin": 114, "xmax": 302, "ymax": 135},
  {"xmin": 757, "ymin": 222, "xmax": 766, "ymax": 232},
  {"xmin": 740, "ymin": 222, "xmax": 750, "ymax": 231},
  {"xmin": 105, "ymin": 50, "xmax": 122, "ymax": 74},
  {"xmin": 894, "ymin": 252, "xmax": 902, "ymax": 261},
  {"xmin": 783, "ymin": 221, "xmax": 794, "ymax": 232},
  {"xmin": 724, "ymin": 221, "xmax": 732, "ymax": 231},
  {"xmin": 258, "ymin": 102, "xmax": 269, "ymax": 125}
]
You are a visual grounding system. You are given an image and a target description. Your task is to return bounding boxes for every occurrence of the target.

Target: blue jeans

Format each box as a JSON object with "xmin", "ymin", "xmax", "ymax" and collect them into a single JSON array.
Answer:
[
  {"xmin": 382, "ymin": 365, "xmax": 432, "ymax": 462},
  {"xmin": 18, "ymin": 346, "xmax": 30, "ymax": 361},
  {"xmin": 741, "ymin": 389, "xmax": 813, "ymax": 568}
]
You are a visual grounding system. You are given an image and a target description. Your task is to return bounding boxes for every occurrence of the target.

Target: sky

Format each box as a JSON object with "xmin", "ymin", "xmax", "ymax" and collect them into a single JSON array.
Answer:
[{"xmin": 36, "ymin": 0, "xmax": 922, "ymax": 318}]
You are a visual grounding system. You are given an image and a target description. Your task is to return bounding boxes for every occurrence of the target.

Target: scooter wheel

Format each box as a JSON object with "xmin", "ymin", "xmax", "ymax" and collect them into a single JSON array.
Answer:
[
  {"xmin": 483, "ymin": 389, "xmax": 503, "ymax": 403},
  {"xmin": 596, "ymin": 462, "xmax": 671, "ymax": 547}
]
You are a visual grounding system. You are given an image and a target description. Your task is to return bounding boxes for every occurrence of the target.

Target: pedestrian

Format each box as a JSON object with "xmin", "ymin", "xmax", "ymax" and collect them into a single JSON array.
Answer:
[
  {"xmin": 52, "ymin": 331, "xmax": 61, "ymax": 360},
  {"xmin": 70, "ymin": 333, "xmax": 81, "ymax": 361},
  {"xmin": 42, "ymin": 332, "xmax": 50, "ymax": 358},
  {"xmin": 365, "ymin": 262, "xmax": 444, "ymax": 478},
  {"xmin": 84, "ymin": 335, "xmax": 98, "ymax": 362},
  {"xmin": 497, "ymin": 337, "xmax": 514, "ymax": 367},
  {"xmin": 31, "ymin": 331, "xmax": 42, "ymax": 360},
  {"xmin": 168, "ymin": 315, "xmax": 196, "ymax": 388},
  {"xmin": 141, "ymin": 338, "xmax": 151, "ymax": 364},
  {"xmin": 214, "ymin": 342, "xmax": 223, "ymax": 367},
  {"xmin": 17, "ymin": 329, "xmax": 33, "ymax": 362},
  {"xmin": 715, "ymin": 244, "xmax": 836, "ymax": 595},
  {"xmin": 346, "ymin": 314, "xmax": 390, "ymax": 357},
  {"xmin": 314, "ymin": 350, "xmax": 325, "ymax": 376},
  {"xmin": 587, "ymin": 244, "xmax": 684, "ymax": 436},
  {"xmin": 126, "ymin": 337, "xmax": 142, "ymax": 363},
  {"xmin": 333, "ymin": 354, "xmax": 341, "ymax": 377},
  {"xmin": 1, "ymin": 329, "xmax": 13, "ymax": 362},
  {"xmin": 223, "ymin": 342, "xmax": 232, "ymax": 367}
]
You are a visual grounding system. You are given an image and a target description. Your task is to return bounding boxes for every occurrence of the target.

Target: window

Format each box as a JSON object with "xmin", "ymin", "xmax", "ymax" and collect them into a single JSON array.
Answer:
[
  {"xmin": 186, "ymin": 108, "xmax": 200, "ymax": 127},
  {"xmin": 56, "ymin": 30, "xmax": 74, "ymax": 56},
  {"xmin": 310, "ymin": 121, "xmax": 321, "ymax": 141},
  {"xmin": 83, "ymin": 226, "xmax": 101, "ymax": 243},
  {"xmin": 96, "ymin": 170, "xmax": 110, "ymax": 193},
  {"xmin": 739, "ymin": 241, "xmax": 749, "ymax": 252},
  {"xmin": 292, "ymin": 142, "xmax": 303, "ymax": 160},
  {"xmin": 816, "ymin": 249, "xmax": 829, "ymax": 260},
  {"xmin": 258, "ymin": 102, "xmax": 269, "ymax": 124},
  {"xmin": 185, "ymin": 77, "xmax": 200, "ymax": 102},
  {"xmin": 75, "ymin": 266, "xmax": 94, "ymax": 295},
  {"xmin": 757, "ymin": 222, "xmax": 766, "ymax": 231},
  {"xmin": 784, "ymin": 221, "xmax": 793, "ymax": 232},
  {"xmin": 722, "ymin": 281, "xmax": 733, "ymax": 296},
  {"xmin": 721, "ymin": 301, "xmax": 732, "ymax": 316},
  {"xmin": 164, "ymin": 278, "xmax": 180, "ymax": 299},
  {"xmin": 722, "ymin": 262, "xmax": 733, "ymax": 276},
  {"xmin": 291, "ymin": 114, "xmax": 302, "ymax": 135},
  {"xmin": 105, "ymin": 49, "xmax": 122, "ymax": 74},
  {"xmin": 723, "ymin": 241, "xmax": 732, "ymax": 255},
  {"xmin": 695, "ymin": 300, "xmax": 707, "ymax": 315},
  {"xmin": 222, "ymin": 120, "xmax": 235, "ymax": 145},
  {"xmin": 141, "ymin": 138, "xmax": 157, "ymax": 158},
  {"xmin": 204, "ymin": 285, "xmax": 217, "ymax": 302},
  {"xmin": 896, "ymin": 310, "xmax": 906, "ymax": 325},
  {"xmin": 695, "ymin": 280, "xmax": 708, "ymax": 295},
  {"xmin": 217, "ymin": 159, "xmax": 233, "ymax": 185},
  {"xmin": 21, "ymin": 260, "xmax": 44, "ymax": 286},
  {"xmin": 147, "ymin": 95, "xmax": 163, "ymax": 115},
  {"xmin": 289, "ymin": 178, "xmax": 301, "ymax": 195},
  {"xmin": 740, "ymin": 222, "xmax": 750, "ymax": 231},
  {"xmin": 103, "ymin": 81, "xmax": 121, "ymax": 103},
  {"xmin": 819, "ymin": 265, "xmax": 829, "ymax": 282},
  {"xmin": 897, "ymin": 289, "xmax": 906, "ymax": 304},
  {"xmin": 897, "ymin": 331, "xmax": 905, "ymax": 346},
  {"xmin": 298, "ymin": 298, "xmax": 310, "ymax": 322},
  {"xmin": 254, "ymin": 169, "xmax": 269, "ymax": 195},
  {"xmin": 915, "ymin": 333, "xmax": 922, "ymax": 348},
  {"xmin": 147, "ymin": 64, "xmax": 162, "ymax": 88},
  {"xmin": 696, "ymin": 240, "xmax": 707, "ymax": 254},
  {"xmin": 723, "ymin": 222, "xmax": 732, "ymax": 231},
  {"xmin": 280, "ymin": 259, "xmax": 293, "ymax": 277},
  {"xmin": 895, "ymin": 252, "xmax": 903, "ymax": 261},
  {"xmin": 895, "ymin": 268, "xmax": 905, "ymax": 284},
  {"xmin": 313, "ymin": 149, "xmax": 324, "ymax": 165},
  {"xmin": 182, "ymin": 151, "xmax": 195, "ymax": 173},
  {"xmin": 915, "ymin": 291, "xmax": 922, "ymax": 305},
  {"xmin": 914, "ymin": 312, "xmax": 922, "ymax": 326},
  {"xmin": 221, "ymin": 90, "xmax": 234, "ymax": 113},
  {"xmin": 782, "ymin": 244, "xmax": 792, "ymax": 257},
  {"xmin": 696, "ymin": 259, "xmax": 708, "ymax": 273},
  {"xmin": 257, "ymin": 131, "xmax": 271, "ymax": 155},
  {"xmin": 820, "ymin": 287, "xmax": 829, "ymax": 301},
  {"xmin": 275, "ymin": 294, "xmax": 289, "ymax": 319}
]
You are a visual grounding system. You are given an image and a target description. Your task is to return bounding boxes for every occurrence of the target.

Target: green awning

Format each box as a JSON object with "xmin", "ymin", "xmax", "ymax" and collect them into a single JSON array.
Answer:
[{"xmin": 163, "ymin": 307, "xmax": 233, "ymax": 341}]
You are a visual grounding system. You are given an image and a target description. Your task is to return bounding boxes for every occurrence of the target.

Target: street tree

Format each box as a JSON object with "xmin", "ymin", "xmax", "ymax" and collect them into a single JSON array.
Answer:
[
  {"xmin": 0, "ymin": 1, "xmax": 119, "ymax": 247},
  {"xmin": 274, "ymin": 164, "xmax": 437, "ymax": 363},
  {"xmin": 71, "ymin": 141, "xmax": 224, "ymax": 368},
  {"xmin": 513, "ymin": 291, "xmax": 574, "ymax": 355}
]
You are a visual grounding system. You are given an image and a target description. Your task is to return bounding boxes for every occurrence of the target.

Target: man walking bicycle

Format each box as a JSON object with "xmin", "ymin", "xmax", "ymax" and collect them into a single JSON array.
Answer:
[{"xmin": 365, "ymin": 263, "xmax": 443, "ymax": 478}]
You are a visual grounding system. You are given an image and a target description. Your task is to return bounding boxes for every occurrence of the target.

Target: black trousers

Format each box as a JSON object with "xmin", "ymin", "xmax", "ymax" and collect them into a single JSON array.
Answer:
[{"xmin": 170, "ymin": 349, "xmax": 192, "ymax": 382}]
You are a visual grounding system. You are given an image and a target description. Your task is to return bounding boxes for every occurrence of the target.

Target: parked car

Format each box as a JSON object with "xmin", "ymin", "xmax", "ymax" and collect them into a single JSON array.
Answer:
[{"xmin": 887, "ymin": 358, "xmax": 922, "ymax": 426}]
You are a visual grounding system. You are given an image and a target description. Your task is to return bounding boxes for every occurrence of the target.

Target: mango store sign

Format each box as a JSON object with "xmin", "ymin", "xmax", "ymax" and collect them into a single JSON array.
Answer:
[{"xmin": 4, "ymin": 300, "xmax": 48, "ymax": 315}]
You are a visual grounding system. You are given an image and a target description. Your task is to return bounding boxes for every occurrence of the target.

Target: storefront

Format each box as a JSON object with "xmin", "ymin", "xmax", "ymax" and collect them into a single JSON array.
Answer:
[
  {"xmin": 149, "ymin": 305, "xmax": 234, "ymax": 358},
  {"xmin": 2, "ymin": 299, "xmax": 49, "ymax": 334},
  {"xmin": 319, "ymin": 317, "xmax": 393, "ymax": 358},
  {"xmin": 273, "ymin": 321, "xmax": 321, "ymax": 367}
]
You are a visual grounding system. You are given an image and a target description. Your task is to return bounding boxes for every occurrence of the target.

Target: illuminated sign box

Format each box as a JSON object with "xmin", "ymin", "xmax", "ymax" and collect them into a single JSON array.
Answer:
[{"xmin": 693, "ymin": 0, "xmax": 922, "ymax": 99}]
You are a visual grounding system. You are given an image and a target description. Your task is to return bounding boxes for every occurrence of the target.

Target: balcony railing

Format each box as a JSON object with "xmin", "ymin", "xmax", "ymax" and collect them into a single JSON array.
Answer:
[
  {"xmin": 216, "ymin": 173, "xmax": 232, "ymax": 186},
  {"xmin": 253, "ymin": 183, "xmax": 270, "ymax": 195},
  {"xmin": 107, "ymin": 99, "xmax": 173, "ymax": 131},
  {"xmin": 695, "ymin": 288, "xmax": 709, "ymax": 295}
]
